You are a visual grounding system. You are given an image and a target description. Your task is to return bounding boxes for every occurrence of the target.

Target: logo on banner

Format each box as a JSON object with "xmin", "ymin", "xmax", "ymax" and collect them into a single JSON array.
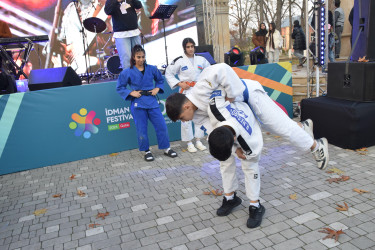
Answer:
[{"xmin": 69, "ymin": 108, "xmax": 101, "ymax": 139}]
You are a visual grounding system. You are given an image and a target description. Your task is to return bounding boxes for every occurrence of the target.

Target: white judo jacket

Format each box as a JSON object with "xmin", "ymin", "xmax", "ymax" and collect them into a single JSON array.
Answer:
[
  {"xmin": 186, "ymin": 63, "xmax": 245, "ymax": 126},
  {"xmin": 165, "ymin": 54, "xmax": 211, "ymax": 94},
  {"xmin": 207, "ymin": 96, "xmax": 263, "ymax": 160}
]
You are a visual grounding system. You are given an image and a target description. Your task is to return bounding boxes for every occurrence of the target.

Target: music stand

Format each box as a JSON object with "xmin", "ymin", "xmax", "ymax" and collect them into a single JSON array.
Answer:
[{"xmin": 149, "ymin": 5, "xmax": 177, "ymax": 66}]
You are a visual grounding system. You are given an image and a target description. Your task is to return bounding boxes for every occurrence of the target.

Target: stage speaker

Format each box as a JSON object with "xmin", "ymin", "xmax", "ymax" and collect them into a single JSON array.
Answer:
[
  {"xmin": 195, "ymin": 45, "xmax": 214, "ymax": 59},
  {"xmin": 301, "ymin": 96, "xmax": 375, "ymax": 149},
  {"xmin": 352, "ymin": 0, "xmax": 375, "ymax": 61},
  {"xmin": 327, "ymin": 62, "xmax": 375, "ymax": 102},
  {"xmin": 29, "ymin": 67, "xmax": 82, "ymax": 91}
]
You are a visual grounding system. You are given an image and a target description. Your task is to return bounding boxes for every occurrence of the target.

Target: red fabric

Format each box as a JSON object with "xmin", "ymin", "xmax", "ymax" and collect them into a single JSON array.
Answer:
[
  {"xmin": 274, "ymin": 100, "xmax": 288, "ymax": 115},
  {"xmin": 4, "ymin": 0, "xmax": 56, "ymax": 11},
  {"xmin": 151, "ymin": 0, "xmax": 159, "ymax": 35}
]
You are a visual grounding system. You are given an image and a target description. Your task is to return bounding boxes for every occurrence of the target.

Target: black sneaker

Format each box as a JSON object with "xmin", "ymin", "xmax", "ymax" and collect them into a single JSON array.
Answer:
[
  {"xmin": 247, "ymin": 203, "xmax": 265, "ymax": 228},
  {"xmin": 216, "ymin": 192, "xmax": 242, "ymax": 216}
]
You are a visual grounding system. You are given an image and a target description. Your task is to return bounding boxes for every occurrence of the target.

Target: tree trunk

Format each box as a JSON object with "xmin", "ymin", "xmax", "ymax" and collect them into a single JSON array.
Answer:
[
  {"xmin": 259, "ymin": 0, "xmax": 264, "ymax": 24},
  {"xmin": 301, "ymin": 0, "xmax": 306, "ymax": 31},
  {"xmin": 276, "ymin": 0, "xmax": 283, "ymax": 30},
  {"xmin": 289, "ymin": 0, "xmax": 292, "ymax": 50}
]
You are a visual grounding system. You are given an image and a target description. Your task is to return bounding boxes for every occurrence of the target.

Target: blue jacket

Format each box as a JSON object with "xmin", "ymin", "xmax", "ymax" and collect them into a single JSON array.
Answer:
[{"xmin": 116, "ymin": 64, "xmax": 165, "ymax": 109}]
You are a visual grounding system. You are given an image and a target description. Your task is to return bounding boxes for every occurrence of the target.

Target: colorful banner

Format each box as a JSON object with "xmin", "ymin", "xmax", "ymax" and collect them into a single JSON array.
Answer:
[
  {"xmin": 234, "ymin": 62, "xmax": 293, "ymax": 118},
  {"xmin": 0, "ymin": 64, "xmax": 293, "ymax": 175},
  {"xmin": 0, "ymin": 80, "xmax": 180, "ymax": 175}
]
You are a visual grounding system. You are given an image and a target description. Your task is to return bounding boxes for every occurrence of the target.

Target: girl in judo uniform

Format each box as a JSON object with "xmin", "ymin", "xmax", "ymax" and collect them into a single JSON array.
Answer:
[
  {"xmin": 165, "ymin": 38, "xmax": 211, "ymax": 153},
  {"xmin": 116, "ymin": 45, "xmax": 177, "ymax": 161}
]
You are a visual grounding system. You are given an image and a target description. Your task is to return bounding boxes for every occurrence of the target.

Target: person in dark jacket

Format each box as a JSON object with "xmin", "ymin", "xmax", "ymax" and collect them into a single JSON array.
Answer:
[
  {"xmin": 252, "ymin": 23, "xmax": 267, "ymax": 49},
  {"xmin": 105, "ymin": 0, "xmax": 143, "ymax": 70},
  {"xmin": 292, "ymin": 20, "xmax": 307, "ymax": 67}
]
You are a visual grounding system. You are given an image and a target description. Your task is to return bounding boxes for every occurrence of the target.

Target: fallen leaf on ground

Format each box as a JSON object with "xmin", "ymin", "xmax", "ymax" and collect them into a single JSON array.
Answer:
[
  {"xmin": 289, "ymin": 194, "xmax": 297, "ymax": 200},
  {"xmin": 52, "ymin": 194, "xmax": 62, "ymax": 198},
  {"xmin": 109, "ymin": 153, "xmax": 118, "ymax": 157},
  {"xmin": 359, "ymin": 152, "xmax": 367, "ymax": 155},
  {"xmin": 88, "ymin": 223, "xmax": 101, "ymax": 228},
  {"xmin": 336, "ymin": 202, "xmax": 349, "ymax": 211},
  {"xmin": 319, "ymin": 228, "xmax": 345, "ymax": 242},
  {"xmin": 203, "ymin": 190, "xmax": 223, "ymax": 196},
  {"xmin": 69, "ymin": 174, "xmax": 76, "ymax": 180},
  {"xmin": 181, "ymin": 149, "xmax": 187, "ymax": 152},
  {"xmin": 274, "ymin": 135, "xmax": 281, "ymax": 138},
  {"xmin": 77, "ymin": 190, "xmax": 86, "ymax": 197},
  {"xmin": 340, "ymin": 176, "xmax": 350, "ymax": 181},
  {"xmin": 96, "ymin": 212, "xmax": 109, "ymax": 219},
  {"xmin": 356, "ymin": 147, "xmax": 368, "ymax": 152},
  {"xmin": 33, "ymin": 208, "xmax": 47, "ymax": 216},
  {"xmin": 327, "ymin": 177, "xmax": 341, "ymax": 184},
  {"xmin": 326, "ymin": 175, "xmax": 350, "ymax": 184},
  {"xmin": 353, "ymin": 188, "xmax": 369, "ymax": 194},
  {"xmin": 266, "ymin": 132, "xmax": 270, "ymax": 135},
  {"xmin": 358, "ymin": 56, "xmax": 369, "ymax": 62},
  {"xmin": 326, "ymin": 167, "xmax": 345, "ymax": 175},
  {"xmin": 211, "ymin": 189, "xmax": 223, "ymax": 196}
]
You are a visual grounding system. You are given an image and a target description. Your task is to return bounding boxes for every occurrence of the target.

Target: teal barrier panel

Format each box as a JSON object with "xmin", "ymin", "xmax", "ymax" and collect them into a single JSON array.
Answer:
[
  {"xmin": 0, "ymin": 64, "xmax": 293, "ymax": 175},
  {"xmin": 0, "ymin": 81, "xmax": 180, "ymax": 175}
]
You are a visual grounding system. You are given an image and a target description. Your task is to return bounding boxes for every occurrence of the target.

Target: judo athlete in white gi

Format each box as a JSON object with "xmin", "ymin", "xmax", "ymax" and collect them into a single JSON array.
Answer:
[
  {"xmin": 165, "ymin": 38, "xmax": 211, "ymax": 153},
  {"xmin": 166, "ymin": 63, "xmax": 329, "ymax": 170},
  {"xmin": 206, "ymin": 95, "xmax": 266, "ymax": 228},
  {"xmin": 117, "ymin": 45, "xmax": 177, "ymax": 161}
]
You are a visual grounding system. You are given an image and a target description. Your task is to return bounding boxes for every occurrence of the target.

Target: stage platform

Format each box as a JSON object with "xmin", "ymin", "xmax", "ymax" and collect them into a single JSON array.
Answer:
[{"xmin": 0, "ymin": 63, "xmax": 293, "ymax": 175}]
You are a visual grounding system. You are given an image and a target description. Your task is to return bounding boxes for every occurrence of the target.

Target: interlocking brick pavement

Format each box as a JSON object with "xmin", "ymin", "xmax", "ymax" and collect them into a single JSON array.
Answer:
[{"xmin": 1, "ymin": 130, "xmax": 374, "ymax": 250}]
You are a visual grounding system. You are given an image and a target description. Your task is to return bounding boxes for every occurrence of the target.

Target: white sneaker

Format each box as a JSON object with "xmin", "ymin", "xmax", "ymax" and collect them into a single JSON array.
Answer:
[
  {"xmin": 301, "ymin": 119, "xmax": 314, "ymax": 138},
  {"xmin": 195, "ymin": 141, "xmax": 207, "ymax": 151},
  {"xmin": 187, "ymin": 143, "xmax": 197, "ymax": 153},
  {"xmin": 313, "ymin": 138, "xmax": 329, "ymax": 170}
]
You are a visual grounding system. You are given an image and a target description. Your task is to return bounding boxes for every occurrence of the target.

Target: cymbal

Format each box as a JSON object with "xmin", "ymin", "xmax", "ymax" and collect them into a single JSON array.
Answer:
[{"xmin": 83, "ymin": 17, "xmax": 106, "ymax": 33}]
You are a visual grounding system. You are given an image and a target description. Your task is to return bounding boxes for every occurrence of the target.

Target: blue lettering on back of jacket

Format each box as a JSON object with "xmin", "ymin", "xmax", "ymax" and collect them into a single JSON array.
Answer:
[
  {"xmin": 181, "ymin": 66, "xmax": 188, "ymax": 71},
  {"xmin": 210, "ymin": 90, "xmax": 221, "ymax": 99}
]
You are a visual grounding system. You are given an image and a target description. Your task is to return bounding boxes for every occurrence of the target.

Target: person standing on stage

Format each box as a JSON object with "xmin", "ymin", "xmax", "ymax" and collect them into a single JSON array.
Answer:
[
  {"xmin": 105, "ymin": 0, "xmax": 143, "ymax": 70},
  {"xmin": 334, "ymin": 0, "xmax": 345, "ymax": 58},
  {"xmin": 292, "ymin": 20, "xmax": 307, "ymax": 68},
  {"xmin": 265, "ymin": 22, "xmax": 282, "ymax": 63},
  {"xmin": 165, "ymin": 38, "xmax": 211, "ymax": 153},
  {"xmin": 116, "ymin": 45, "xmax": 178, "ymax": 161},
  {"xmin": 252, "ymin": 23, "xmax": 267, "ymax": 50}
]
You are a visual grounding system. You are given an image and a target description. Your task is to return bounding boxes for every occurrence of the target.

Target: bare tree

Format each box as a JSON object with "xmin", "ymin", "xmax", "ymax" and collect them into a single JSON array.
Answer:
[{"xmin": 229, "ymin": 0, "xmax": 256, "ymax": 49}]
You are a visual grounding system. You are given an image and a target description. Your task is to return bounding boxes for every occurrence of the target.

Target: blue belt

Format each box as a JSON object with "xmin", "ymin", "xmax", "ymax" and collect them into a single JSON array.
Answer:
[{"xmin": 241, "ymin": 79, "xmax": 262, "ymax": 125}]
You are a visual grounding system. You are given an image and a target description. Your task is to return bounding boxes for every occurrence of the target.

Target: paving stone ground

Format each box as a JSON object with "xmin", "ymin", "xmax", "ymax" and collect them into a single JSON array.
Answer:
[{"xmin": 1, "ymin": 129, "xmax": 374, "ymax": 250}]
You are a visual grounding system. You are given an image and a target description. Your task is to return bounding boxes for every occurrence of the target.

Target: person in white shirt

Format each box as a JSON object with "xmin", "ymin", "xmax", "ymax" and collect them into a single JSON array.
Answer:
[
  {"xmin": 165, "ymin": 38, "xmax": 211, "ymax": 152},
  {"xmin": 265, "ymin": 22, "xmax": 283, "ymax": 63}
]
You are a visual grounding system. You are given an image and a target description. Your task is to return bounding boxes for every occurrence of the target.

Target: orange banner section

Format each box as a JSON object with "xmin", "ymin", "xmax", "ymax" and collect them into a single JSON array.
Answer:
[{"xmin": 232, "ymin": 67, "xmax": 293, "ymax": 96}]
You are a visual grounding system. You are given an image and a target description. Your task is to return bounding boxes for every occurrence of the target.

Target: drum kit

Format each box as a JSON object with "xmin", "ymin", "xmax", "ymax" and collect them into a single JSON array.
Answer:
[{"xmin": 82, "ymin": 17, "xmax": 122, "ymax": 79}]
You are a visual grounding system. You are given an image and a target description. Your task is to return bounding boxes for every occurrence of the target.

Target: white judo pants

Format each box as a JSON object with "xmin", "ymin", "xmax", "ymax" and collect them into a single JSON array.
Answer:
[
  {"xmin": 220, "ymin": 155, "xmax": 260, "ymax": 201},
  {"xmin": 181, "ymin": 120, "xmax": 204, "ymax": 142},
  {"xmin": 248, "ymin": 89, "xmax": 313, "ymax": 151}
]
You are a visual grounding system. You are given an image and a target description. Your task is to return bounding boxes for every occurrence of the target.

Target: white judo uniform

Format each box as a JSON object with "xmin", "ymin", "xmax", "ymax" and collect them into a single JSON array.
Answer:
[
  {"xmin": 207, "ymin": 96, "xmax": 263, "ymax": 201},
  {"xmin": 186, "ymin": 63, "xmax": 314, "ymax": 152},
  {"xmin": 165, "ymin": 54, "xmax": 211, "ymax": 141}
]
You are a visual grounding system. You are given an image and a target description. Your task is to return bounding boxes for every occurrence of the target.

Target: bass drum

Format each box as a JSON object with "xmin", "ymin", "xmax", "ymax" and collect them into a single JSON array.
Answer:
[{"xmin": 105, "ymin": 55, "xmax": 122, "ymax": 75}]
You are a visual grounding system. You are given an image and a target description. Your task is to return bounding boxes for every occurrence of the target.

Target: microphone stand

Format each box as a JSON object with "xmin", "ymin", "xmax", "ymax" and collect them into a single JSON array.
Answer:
[{"xmin": 73, "ymin": 0, "xmax": 90, "ymax": 84}]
